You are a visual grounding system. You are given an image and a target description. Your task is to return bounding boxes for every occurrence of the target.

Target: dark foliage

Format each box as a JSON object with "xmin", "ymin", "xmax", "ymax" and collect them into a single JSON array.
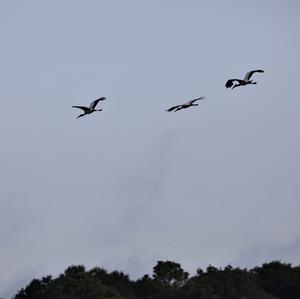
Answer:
[
  {"xmin": 251, "ymin": 261, "xmax": 300, "ymax": 299},
  {"xmin": 13, "ymin": 260, "xmax": 300, "ymax": 299}
]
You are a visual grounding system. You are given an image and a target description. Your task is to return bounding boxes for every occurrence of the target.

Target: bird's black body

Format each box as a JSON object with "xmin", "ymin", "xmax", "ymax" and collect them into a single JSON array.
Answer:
[
  {"xmin": 166, "ymin": 97, "xmax": 205, "ymax": 112},
  {"xmin": 226, "ymin": 70, "xmax": 264, "ymax": 89},
  {"xmin": 72, "ymin": 97, "xmax": 106, "ymax": 118}
]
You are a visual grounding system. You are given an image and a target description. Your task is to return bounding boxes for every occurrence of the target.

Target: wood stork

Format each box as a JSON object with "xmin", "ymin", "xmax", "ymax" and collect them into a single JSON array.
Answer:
[
  {"xmin": 166, "ymin": 97, "xmax": 205, "ymax": 112},
  {"xmin": 72, "ymin": 97, "xmax": 106, "ymax": 119},
  {"xmin": 225, "ymin": 70, "xmax": 264, "ymax": 89}
]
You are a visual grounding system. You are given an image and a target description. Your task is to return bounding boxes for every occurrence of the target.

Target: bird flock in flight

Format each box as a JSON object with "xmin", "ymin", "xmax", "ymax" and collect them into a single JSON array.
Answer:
[{"xmin": 72, "ymin": 69, "xmax": 264, "ymax": 119}]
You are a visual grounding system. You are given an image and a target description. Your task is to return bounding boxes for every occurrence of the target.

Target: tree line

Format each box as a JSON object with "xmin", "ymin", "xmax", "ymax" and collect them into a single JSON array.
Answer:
[{"xmin": 13, "ymin": 260, "xmax": 300, "ymax": 299}]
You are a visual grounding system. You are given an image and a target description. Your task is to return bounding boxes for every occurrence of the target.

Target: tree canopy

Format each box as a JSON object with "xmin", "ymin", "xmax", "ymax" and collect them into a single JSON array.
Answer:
[{"xmin": 13, "ymin": 260, "xmax": 300, "ymax": 299}]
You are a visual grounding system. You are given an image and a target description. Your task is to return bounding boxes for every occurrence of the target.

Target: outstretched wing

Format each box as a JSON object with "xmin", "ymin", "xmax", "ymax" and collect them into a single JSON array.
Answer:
[
  {"xmin": 166, "ymin": 105, "xmax": 182, "ymax": 112},
  {"xmin": 72, "ymin": 106, "xmax": 89, "ymax": 112},
  {"xmin": 244, "ymin": 69, "xmax": 264, "ymax": 81},
  {"xmin": 89, "ymin": 97, "xmax": 106, "ymax": 109},
  {"xmin": 187, "ymin": 97, "xmax": 205, "ymax": 105},
  {"xmin": 225, "ymin": 79, "xmax": 244, "ymax": 88}
]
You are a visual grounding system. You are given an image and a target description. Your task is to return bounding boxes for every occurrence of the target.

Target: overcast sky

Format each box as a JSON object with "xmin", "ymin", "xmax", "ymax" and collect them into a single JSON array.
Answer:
[{"xmin": 1, "ymin": 1, "xmax": 300, "ymax": 298}]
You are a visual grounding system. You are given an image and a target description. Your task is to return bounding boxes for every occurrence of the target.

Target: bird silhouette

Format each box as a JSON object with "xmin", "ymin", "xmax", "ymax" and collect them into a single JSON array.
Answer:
[
  {"xmin": 226, "ymin": 70, "xmax": 264, "ymax": 89},
  {"xmin": 72, "ymin": 97, "xmax": 106, "ymax": 119},
  {"xmin": 166, "ymin": 97, "xmax": 205, "ymax": 112}
]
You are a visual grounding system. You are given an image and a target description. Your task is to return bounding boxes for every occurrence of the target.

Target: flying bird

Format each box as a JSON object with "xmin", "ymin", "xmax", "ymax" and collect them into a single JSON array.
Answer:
[
  {"xmin": 72, "ymin": 97, "xmax": 106, "ymax": 119},
  {"xmin": 166, "ymin": 97, "xmax": 205, "ymax": 112},
  {"xmin": 225, "ymin": 70, "xmax": 264, "ymax": 89}
]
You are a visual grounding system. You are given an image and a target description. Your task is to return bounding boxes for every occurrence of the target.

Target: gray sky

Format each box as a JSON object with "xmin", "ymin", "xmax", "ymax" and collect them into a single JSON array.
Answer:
[{"xmin": 1, "ymin": 0, "xmax": 300, "ymax": 298}]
